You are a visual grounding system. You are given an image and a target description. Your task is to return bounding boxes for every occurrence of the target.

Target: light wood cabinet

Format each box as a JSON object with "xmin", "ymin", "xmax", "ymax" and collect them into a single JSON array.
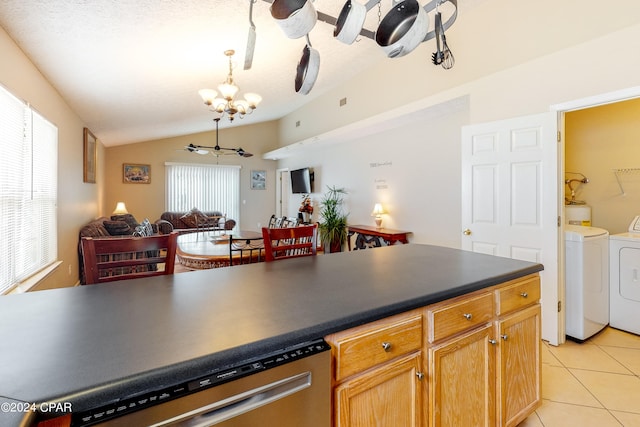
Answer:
[
  {"xmin": 325, "ymin": 274, "xmax": 541, "ymax": 427},
  {"xmin": 326, "ymin": 310, "xmax": 425, "ymax": 427},
  {"xmin": 428, "ymin": 324, "xmax": 495, "ymax": 427},
  {"xmin": 335, "ymin": 352, "xmax": 423, "ymax": 427},
  {"xmin": 494, "ymin": 274, "xmax": 542, "ymax": 426},
  {"xmin": 496, "ymin": 304, "xmax": 541, "ymax": 427}
]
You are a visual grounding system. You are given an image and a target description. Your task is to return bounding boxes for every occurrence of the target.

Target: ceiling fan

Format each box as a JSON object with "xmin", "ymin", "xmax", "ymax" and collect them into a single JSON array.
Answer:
[{"xmin": 183, "ymin": 118, "xmax": 253, "ymax": 158}]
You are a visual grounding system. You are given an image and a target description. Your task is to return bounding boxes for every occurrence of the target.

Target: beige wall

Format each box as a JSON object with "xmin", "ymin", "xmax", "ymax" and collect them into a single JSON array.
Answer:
[
  {"xmin": 565, "ymin": 98, "xmax": 640, "ymax": 234},
  {"xmin": 0, "ymin": 25, "xmax": 103, "ymax": 291},
  {"xmin": 105, "ymin": 121, "xmax": 280, "ymax": 230}
]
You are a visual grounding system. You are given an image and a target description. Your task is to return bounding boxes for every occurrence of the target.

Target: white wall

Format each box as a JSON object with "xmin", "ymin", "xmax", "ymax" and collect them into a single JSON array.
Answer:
[
  {"xmin": 279, "ymin": 97, "xmax": 469, "ymax": 248},
  {"xmin": 273, "ymin": 20, "xmax": 640, "ymax": 258},
  {"xmin": 273, "ymin": 19, "xmax": 640, "ymax": 251}
]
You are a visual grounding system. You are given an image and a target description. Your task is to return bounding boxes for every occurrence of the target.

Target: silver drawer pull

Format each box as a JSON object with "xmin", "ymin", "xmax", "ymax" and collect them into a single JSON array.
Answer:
[
  {"xmin": 488, "ymin": 339, "xmax": 497, "ymax": 345},
  {"xmin": 463, "ymin": 313, "xmax": 473, "ymax": 320},
  {"xmin": 416, "ymin": 372, "xmax": 424, "ymax": 380},
  {"xmin": 501, "ymin": 334, "xmax": 509, "ymax": 341},
  {"xmin": 381, "ymin": 342, "xmax": 392, "ymax": 352},
  {"xmin": 520, "ymin": 292, "xmax": 528, "ymax": 298}
]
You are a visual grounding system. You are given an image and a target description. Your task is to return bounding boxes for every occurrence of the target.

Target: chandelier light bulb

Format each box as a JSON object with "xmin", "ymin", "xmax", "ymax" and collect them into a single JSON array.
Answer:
[{"xmin": 199, "ymin": 49, "xmax": 261, "ymax": 121}]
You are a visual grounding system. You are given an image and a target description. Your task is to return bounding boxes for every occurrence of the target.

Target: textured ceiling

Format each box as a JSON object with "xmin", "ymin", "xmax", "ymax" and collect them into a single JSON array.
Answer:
[{"xmin": 0, "ymin": 0, "xmax": 482, "ymax": 146}]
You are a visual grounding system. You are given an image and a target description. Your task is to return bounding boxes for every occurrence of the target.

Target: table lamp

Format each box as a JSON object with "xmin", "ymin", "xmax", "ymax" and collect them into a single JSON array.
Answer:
[
  {"xmin": 112, "ymin": 202, "xmax": 128, "ymax": 215},
  {"xmin": 371, "ymin": 203, "xmax": 385, "ymax": 229}
]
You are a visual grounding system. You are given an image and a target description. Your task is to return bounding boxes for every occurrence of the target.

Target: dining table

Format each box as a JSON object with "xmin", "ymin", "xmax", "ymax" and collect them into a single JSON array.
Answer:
[{"xmin": 175, "ymin": 230, "xmax": 264, "ymax": 269}]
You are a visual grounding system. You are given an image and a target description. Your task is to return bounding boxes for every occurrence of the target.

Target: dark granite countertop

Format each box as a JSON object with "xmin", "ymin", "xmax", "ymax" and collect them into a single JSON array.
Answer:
[{"xmin": 0, "ymin": 244, "xmax": 542, "ymax": 424}]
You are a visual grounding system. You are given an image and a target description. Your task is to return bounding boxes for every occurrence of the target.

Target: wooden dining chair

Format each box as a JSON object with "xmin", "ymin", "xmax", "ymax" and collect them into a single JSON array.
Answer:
[
  {"xmin": 261, "ymin": 224, "xmax": 318, "ymax": 262},
  {"xmin": 81, "ymin": 232, "xmax": 178, "ymax": 284}
]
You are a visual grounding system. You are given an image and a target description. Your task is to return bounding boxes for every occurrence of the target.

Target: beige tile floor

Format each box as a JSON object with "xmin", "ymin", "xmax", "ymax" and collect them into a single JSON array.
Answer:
[{"xmin": 519, "ymin": 327, "xmax": 640, "ymax": 427}]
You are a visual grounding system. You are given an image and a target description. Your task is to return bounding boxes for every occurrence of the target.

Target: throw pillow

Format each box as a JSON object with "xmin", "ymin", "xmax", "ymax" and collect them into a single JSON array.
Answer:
[
  {"xmin": 142, "ymin": 218, "xmax": 153, "ymax": 236},
  {"xmin": 103, "ymin": 220, "xmax": 132, "ymax": 236},
  {"xmin": 133, "ymin": 218, "xmax": 154, "ymax": 237},
  {"xmin": 111, "ymin": 214, "xmax": 139, "ymax": 230},
  {"xmin": 180, "ymin": 208, "xmax": 208, "ymax": 228}
]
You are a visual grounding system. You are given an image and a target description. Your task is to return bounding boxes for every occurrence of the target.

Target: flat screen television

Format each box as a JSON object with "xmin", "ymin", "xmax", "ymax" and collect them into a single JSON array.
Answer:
[{"xmin": 290, "ymin": 167, "xmax": 313, "ymax": 194}]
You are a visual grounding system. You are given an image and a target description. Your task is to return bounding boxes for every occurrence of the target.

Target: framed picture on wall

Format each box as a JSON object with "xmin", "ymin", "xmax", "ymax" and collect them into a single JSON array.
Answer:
[
  {"xmin": 123, "ymin": 163, "xmax": 151, "ymax": 184},
  {"xmin": 251, "ymin": 170, "xmax": 266, "ymax": 190},
  {"xmin": 83, "ymin": 127, "xmax": 97, "ymax": 183}
]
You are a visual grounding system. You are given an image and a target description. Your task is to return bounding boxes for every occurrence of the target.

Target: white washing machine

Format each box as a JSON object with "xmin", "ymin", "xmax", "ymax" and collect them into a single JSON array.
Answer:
[
  {"xmin": 609, "ymin": 230, "xmax": 640, "ymax": 336},
  {"xmin": 565, "ymin": 225, "xmax": 610, "ymax": 341}
]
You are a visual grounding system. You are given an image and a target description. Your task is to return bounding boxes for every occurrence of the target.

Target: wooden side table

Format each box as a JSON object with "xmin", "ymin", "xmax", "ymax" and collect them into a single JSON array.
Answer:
[{"xmin": 347, "ymin": 225, "xmax": 411, "ymax": 251}]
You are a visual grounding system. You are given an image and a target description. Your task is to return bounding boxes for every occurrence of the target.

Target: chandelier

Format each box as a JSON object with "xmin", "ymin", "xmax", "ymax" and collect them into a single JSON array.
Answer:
[{"xmin": 199, "ymin": 50, "xmax": 262, "ymax": 122}]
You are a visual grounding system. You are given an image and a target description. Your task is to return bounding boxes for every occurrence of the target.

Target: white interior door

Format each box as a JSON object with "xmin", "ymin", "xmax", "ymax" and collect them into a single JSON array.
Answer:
[
  {"xmin": 276, "ymin": 168, "xmax": 291, "ymax": 217},
  {"xmin": 462, "ymin": 112, "xmax": 561, "ymax": 345}
]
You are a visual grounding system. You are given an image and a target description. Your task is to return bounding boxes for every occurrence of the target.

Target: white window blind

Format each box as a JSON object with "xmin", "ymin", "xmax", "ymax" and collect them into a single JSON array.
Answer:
[
  {"xmin": 165, "ymin": 163, "xmax": 240, "ymax": 228},
  {"xmin": 0, "ymin": 85, "xmax": 58, "ymax": 294}
]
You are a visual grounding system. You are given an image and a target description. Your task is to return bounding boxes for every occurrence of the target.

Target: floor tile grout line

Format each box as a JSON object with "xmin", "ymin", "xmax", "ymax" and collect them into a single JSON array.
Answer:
[{"xmin": 593, "ymin": 343, "xmax": 637, "ymax": 376}]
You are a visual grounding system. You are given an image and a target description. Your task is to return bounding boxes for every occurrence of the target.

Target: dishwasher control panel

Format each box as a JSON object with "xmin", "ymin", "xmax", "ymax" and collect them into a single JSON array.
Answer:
[{"xmin": 72, "ymin": 339, "xmax": 331, "ymax": 426}]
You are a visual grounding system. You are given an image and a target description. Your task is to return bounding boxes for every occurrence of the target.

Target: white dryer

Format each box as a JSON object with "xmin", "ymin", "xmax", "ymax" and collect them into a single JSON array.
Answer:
[
  {"xmin": 565, "ymin": 225, "xmax": 609, "ymax": 341},
  {"xmin": 609, "ymin": 231, "xmax": 640, "ymax": 335}
]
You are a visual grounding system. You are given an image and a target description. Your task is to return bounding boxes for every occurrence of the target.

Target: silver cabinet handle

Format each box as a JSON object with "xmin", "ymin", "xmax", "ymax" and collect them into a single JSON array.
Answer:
[
  {"xmin": 520, "ymin": 292, "xmax": 528, "ymax": 298},
  {"xmin": 488, "ymin": 339, "xmax": 497, "ymax": 345},
  {"xmin": 381, "ymin": 342, "xmax": 392, "ymax": 352},
  {"xmin": 416, "ymin": 372, "xmax": 424, "ymax": 381},
  {"xmin": 463, "ymin": 313, "xmax": 472, "ymax": 320},
  {"xmin": 501, "ymin": 334, "xmax": 509, "ymax": 341}
]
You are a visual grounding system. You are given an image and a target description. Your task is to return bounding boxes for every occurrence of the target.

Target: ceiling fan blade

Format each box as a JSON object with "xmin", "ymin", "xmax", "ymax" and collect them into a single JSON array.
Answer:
[
  {"xmin": 236, "ymin": 148, "xmax": 253, "ymax": 157},
  {"xmin": 184, "ymin": 144, "xmax": 209, "ymax": 155}
]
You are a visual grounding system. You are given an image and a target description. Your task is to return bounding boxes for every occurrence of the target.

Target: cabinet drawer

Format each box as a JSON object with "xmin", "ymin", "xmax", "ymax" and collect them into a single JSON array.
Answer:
[
  {"xmin": 331, "ymin": 315, "xmax": 422, "ymax": 381},
  {"xmin": 427, "ymin": 292, "xmax": 494, "ymax": 343},
  {"xmin": 495, "ymin": 275, "xmax": 541, "ymax": 315}
]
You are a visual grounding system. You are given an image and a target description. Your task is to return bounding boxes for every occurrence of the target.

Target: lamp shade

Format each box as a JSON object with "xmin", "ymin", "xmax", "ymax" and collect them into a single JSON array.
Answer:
[
  {"xmin": 244, "ymin": 92, "xmax": 262, "ymax": 107},
  {"xmin": 218, "ymin": 82, "xmax": 239, "ymax": 99},
  {"xmin": 371, "ymin": 203, "xmax": 385, "ymax": 216},
  {"xmin": 198, "ymin": 88, "xmax": 218, "ymax": 105},
  {"xmin": 112, "ymin": 202, "xmax": 128, "ymax": 215}
]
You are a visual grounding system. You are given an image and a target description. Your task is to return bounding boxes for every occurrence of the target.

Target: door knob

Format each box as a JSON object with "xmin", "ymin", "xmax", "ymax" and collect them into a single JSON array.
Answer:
[{"xmin": 462, "ymin": 229, "xmax": 472, "ymax": 236}]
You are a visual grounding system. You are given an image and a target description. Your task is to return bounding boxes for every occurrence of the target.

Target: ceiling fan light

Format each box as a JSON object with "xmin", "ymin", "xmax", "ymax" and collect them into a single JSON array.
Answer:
[
  {"xmin": 218, "ymin": 82, "xmax": 239, "ymax": 100},
  {"xmin": 198, "ymin": 88, "xmax": 217, "ymax": 105},
  {"xmin": 244, "ymin": 92, "xmax": 262, "ymax": 108}
]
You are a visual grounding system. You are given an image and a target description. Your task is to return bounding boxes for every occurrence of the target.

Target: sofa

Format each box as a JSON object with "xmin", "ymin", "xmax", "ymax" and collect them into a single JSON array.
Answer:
[{"xmin": 159, "ymin": 209, "xmax": 236, "ymax": 234}]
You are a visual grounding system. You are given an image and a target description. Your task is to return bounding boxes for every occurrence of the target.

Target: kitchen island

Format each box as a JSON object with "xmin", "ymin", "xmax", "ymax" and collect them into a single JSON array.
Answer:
[{"xmin": 0, "ymin": 244, "xmax": 543, "ymax": 426}]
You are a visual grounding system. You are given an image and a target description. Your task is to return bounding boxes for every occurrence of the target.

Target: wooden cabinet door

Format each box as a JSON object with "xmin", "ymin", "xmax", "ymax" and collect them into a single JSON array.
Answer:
[
  {"xmin": 335, "ymin": 352, "xmax": 423, "ymax": 427},
  {"xmin": 496, "ymin": 303, "xmax": 542, "ymax": 427},
  {"xmin": 428, "ymin": 324, "xmax": 495, "ymax": 427}
]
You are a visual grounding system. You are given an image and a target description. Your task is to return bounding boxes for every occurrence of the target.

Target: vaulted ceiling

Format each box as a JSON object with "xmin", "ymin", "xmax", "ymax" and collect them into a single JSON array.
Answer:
[{"xmin": 0, "ymin": 0, "xmax": 481, "ymax": 146}]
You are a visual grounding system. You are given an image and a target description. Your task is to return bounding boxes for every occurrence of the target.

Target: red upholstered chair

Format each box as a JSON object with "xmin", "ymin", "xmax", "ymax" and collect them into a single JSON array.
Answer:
[
  {"xmin": 261, "ymin": 224, "xmax": 318, "ymax": 262},
  {"xmin": 81, "ymin": 232, "xmax": 178, "ymax": 284}
]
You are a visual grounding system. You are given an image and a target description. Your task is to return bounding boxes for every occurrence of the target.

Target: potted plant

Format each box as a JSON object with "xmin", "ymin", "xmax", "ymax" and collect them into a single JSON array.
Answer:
[{"xmin": 318, "ymin": 186, "xmax": 349, "ymax": 253}]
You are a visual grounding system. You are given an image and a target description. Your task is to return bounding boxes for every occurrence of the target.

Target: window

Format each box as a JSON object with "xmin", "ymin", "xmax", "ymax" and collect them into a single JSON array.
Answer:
[
  {"xmin": 165, "ymin": 163, "xmax": 240, "ymax": 228},
  {"xmin": 0, "ymin": 85, "xmax": 58, "ymax": 294}
]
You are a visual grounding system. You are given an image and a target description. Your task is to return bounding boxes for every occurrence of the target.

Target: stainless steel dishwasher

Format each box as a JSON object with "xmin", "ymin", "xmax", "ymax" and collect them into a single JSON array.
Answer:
[{"xmin": 75, "ymin": 339, "xmax": 331, "ymax": 427}]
